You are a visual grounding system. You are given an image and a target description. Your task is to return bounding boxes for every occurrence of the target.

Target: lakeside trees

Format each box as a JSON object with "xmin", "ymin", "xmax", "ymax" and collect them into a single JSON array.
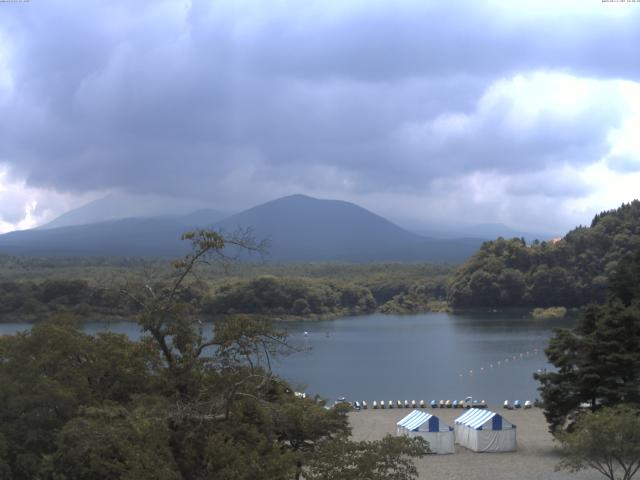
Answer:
[
  {"xmin": 535, "ymin": 251, "xmax": 640, "ymax": 433},
  {"xmin": 0, "ymin": 263, "xmax": 452, "ymax": 322},
  {"xmin": 205, "ymin": 276, "xmax": 376, "ymax": 318},
  {"xmin": 449, "ymin": 201, "xmax": 640, "ymax": 309},
  {"xmin": 0, "ymin": 230, "xmax": 429, "ymax": 479}
]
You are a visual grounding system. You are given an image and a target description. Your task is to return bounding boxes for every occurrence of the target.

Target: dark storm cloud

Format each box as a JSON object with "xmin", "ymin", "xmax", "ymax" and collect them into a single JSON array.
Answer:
[
  {"xmin": 0, "ymin": 0, "xmax": 638, "ymax": 207},
  {"xmin": 244, "ymin": 3, "xmax": 640, "ymax": 82}
]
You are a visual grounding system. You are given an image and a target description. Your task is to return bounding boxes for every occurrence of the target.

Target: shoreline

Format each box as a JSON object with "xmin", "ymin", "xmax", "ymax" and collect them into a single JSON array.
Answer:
[{"xmin": 0, "ymin": 305, "xmax": 582, "ymax": 325}]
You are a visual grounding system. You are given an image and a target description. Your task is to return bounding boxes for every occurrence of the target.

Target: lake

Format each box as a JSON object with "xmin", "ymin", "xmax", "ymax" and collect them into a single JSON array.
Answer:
[
  {"xmin": 0, "ymin": 312, "xmax": 572, "ymax": 404},
  {"xmin": 273, "ymin": 312, "xmax": 573, "ymax": 404}
]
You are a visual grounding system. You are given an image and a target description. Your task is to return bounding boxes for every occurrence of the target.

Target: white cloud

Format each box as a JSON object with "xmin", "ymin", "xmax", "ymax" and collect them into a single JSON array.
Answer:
[
  {"xmin": 394, "ymin": 71, "xmax": 631, "ymax": 177},
  {"xmin": 0, "ymin": 165, "xmax": 98, "ymax": 233}
]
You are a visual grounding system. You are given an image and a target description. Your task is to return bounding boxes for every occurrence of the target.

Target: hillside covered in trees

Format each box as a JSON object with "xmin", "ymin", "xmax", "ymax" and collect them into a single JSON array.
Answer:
[{"xmin": 448, "ymin": 201, "xmax": 640, "ymax": 308}]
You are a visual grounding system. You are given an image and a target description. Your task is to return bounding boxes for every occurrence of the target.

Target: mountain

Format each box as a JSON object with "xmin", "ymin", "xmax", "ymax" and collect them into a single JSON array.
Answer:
[
  {"xmin": 39, "ymin": 193, "xmax": 213, "ymax": 229},
  {"xmin": 0, "ymin": 210, "xmax": 226, "ymax": 257},
  {"xmin": 0, "ymin": 194, "xmax": 483, "ymax": 262},
  {"xmin": 213, "ymin": 194, "xmax": 481, "ymax": 262}
]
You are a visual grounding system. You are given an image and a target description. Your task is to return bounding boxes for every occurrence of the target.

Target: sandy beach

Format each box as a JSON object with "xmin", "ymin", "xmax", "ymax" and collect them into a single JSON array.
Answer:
[{"xmin": 349, "ymin": 406, "xmax": 602, "ymax": 480}]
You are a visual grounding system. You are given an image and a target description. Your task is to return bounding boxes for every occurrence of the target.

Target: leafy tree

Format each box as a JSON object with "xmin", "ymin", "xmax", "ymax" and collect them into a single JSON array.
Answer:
[
  {"xmin": 42, "ymin": 402, "xmax": 181, "ymax": 480},
  {"xmin": 556, "ymin": 405, "xmax": 640, "ymax": 480},
  {"xmin": 0, "ymin": 316, "xmax": 158, "ymax": 478},
  {"xmin": 536, "ymin": 251, "xmax": 640, "ymax": 433},
  {"xmin": 305, "ymin": 435, "xmax": 430, "ymax": 480},
  {"xmin": 271, "ymin": 398, "xmax": 351, "ymax": 480},
  {"xmin": 609, "ymin": 251, "xmax": 640, "ymax": 306}
]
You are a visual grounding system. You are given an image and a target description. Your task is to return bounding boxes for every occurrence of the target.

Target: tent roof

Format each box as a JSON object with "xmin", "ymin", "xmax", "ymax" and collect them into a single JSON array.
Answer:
[
  {"xmin": 454, "ymin": 408, "xmax": 484, "ymax": 425},
  {"xmin": 396, "ymin": 410, "xmax": 443, "ymax": 431},
  {"xmin": 455, "ymin": 408, "xmax": 512, "ymax": 430},
  {"xmin": 397, "ymin": 410, "xmax": 423, "ymax": 427}
]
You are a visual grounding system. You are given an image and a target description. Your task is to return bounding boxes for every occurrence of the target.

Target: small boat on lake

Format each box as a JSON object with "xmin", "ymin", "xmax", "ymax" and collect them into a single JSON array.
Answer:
[
  {"xmin": 373, "ymin": 400, "xmax": 378, "ymax": 409},
  {"xmin": 420, "ymin": 399, "xmax": 425, "ymax": 408},
  {"xmin": 430, "ymin": 400, "xmax": 437, "ymax": 408}
]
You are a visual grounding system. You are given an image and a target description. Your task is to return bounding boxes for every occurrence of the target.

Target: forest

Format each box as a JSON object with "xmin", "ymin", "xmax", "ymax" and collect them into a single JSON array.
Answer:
[
  {"xmin": 448, "ymin": 201, "xmax": 640, "ymax": 308},
  {"xmin": 0, "ymin": 259, "xmax": 452, "ymax": 322}
]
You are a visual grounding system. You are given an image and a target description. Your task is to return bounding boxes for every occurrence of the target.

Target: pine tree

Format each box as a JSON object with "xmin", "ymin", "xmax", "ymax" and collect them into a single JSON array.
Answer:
[{"xmin": 536, "ymin": 251, "xmax": 640, "ymax": 433}]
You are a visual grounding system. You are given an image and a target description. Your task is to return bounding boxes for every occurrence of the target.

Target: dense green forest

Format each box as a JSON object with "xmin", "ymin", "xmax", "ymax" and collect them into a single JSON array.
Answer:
[
  {"xmin": 448, "ymin": 201, "xmax": 640, "ymax": 308},
  {"xmin": 0, "ymin": 259, "xmax": 452, "ymax": 322}
]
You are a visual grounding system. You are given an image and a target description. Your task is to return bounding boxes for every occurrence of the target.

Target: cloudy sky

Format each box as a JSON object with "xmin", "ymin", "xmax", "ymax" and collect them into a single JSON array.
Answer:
[{"xmin": 1, "ymin": 0, "xmax": 639, "ymax": 235}]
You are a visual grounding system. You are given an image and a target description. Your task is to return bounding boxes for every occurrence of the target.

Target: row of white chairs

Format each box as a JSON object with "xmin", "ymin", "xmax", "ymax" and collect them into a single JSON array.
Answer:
[
  {"xmin": 348, "ymin": 399, "xmax": 534, "ymax": 410},
  {"xmin": 504, "ymin": 400, "xmax": 533, "ymax": 409}
]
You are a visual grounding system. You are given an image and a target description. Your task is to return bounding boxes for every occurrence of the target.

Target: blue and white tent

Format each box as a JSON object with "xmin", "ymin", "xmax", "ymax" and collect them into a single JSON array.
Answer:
[
  {"xmin": 454, "ymin": 408, "xmax": 516, "ymax": 452},
  {"xmin": 396, "ymin": 410, "xmax": 454, "ymax": 454}
]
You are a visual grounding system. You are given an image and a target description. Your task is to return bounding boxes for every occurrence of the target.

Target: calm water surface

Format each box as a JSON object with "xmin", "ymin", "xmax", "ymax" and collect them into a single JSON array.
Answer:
[
  {"xmin": 0, "ymin": 312, "xmax": 573, "ymax": 403},
  {"xmin": 272, "ymin": 312, "xmax": 573, "ymax": 403}
]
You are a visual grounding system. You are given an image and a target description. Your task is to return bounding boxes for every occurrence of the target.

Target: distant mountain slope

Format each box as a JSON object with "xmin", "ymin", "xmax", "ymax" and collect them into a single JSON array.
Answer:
[
  {"xmin": 448, "ymin": 200, "xmax": 640, "ymax": 308},
  {"xmin": 410, "ymin": 222, "xmax": 554, "ymax": 242},
  {"xmin": 39, "ymin": 193, "xmax": 214, "ymax": 229},
  {"xmin": 457, "ymin": 223, "xmax": 554, "ymax": 243},
  {"xmin": 0, "ymin": 194, "xmax": 483, "ymax": 262},
  {"xmin": 213, "ymin": 195, "xmax": 481, "ymax": 262},
  {"xmin": 0, "ymin": 210, "xmax": 226, "ymax": 257}
]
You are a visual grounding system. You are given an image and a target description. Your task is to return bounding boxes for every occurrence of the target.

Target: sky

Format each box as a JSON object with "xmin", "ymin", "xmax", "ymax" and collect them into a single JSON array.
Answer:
[{"xmin": 1, "ymin": 0, "xmax": 639, "ymax": 235}]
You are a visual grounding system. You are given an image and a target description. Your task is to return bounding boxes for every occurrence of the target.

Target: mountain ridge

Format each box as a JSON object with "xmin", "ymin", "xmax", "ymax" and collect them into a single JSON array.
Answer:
[
  {"xmin": 38, "ymin": 193, "xmax": 215, "ymax": 230},
  {"xmin": 0, "ymin": 194, "xmax": 483, "ymax": 262}
]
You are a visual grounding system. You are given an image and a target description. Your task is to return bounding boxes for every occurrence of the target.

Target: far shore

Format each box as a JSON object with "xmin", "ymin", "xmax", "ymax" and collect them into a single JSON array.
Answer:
[{"xmin": 0, "ymin": 306, "xmax": 583, "ymax": 326}]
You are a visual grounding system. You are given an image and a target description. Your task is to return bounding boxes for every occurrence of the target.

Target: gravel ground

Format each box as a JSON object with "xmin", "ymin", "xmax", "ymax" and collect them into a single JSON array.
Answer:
[{"xmin": 348, "ymin": 406, "xmax": 602, "ymax": 480}]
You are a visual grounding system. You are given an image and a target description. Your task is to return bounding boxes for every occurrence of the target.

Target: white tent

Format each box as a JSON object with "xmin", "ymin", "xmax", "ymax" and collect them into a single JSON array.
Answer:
[
  {"xmin": 454, "ymin": 408, "xmax": 516, "ymax": 452},
  {"xmin": 396, "ymin": 410, "xmax": 455, "ymax": 454}
]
